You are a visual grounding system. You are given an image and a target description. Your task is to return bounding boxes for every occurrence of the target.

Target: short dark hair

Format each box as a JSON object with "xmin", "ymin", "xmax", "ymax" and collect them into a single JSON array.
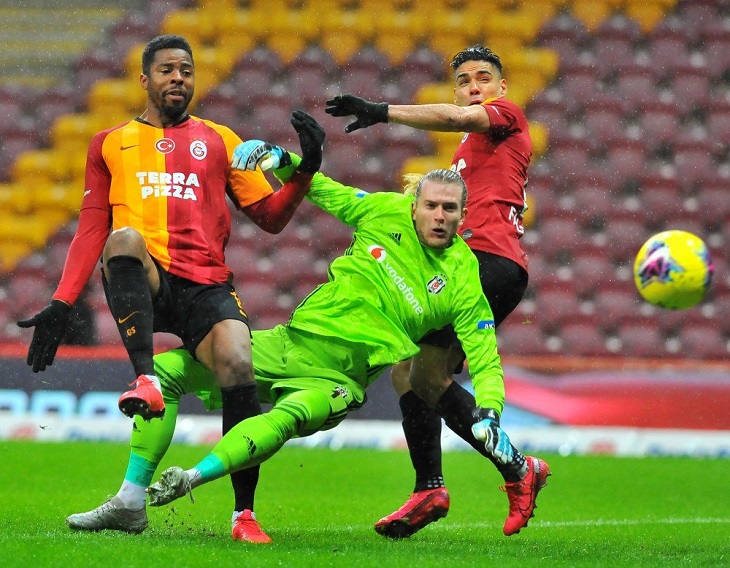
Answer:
[
  {"xmin": 142, "ymin": 35, "xmax": 194, "ymax": 75},
  {"xmin": 450, "ymin": 45, "xmax": 503, "ymax": 76}
]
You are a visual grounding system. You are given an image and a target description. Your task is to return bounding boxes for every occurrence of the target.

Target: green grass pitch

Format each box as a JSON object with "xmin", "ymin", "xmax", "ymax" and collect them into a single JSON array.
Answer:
[{"xmin": 1, "ymin": 440, "xmax": 728, "ymax": 567}]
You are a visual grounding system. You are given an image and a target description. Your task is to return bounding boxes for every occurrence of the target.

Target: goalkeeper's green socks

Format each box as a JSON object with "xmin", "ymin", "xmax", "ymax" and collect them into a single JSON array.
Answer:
[{"xmin": 116, "ymin": 453, "xmax": 157, "ymax": 509}]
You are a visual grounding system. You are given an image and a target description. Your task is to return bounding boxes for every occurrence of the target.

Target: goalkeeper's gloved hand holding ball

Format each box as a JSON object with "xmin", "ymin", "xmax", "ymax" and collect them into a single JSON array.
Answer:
[
  {"xmin": 17, "ymin": 299, "xmax": 72, "ymax": 372},
  {"xmin": 290, "ymin": 109, "xmax": 325, "ymax": 174},
  {"xmin": 325, "ymin": 94, "xmax": 389, "ymax": 133},
  {"xmin": 231, "ymin": 140, "xmax": 288, "ymax": 171},
  {"xmin": 471, "ymin": 407, "xmax": 516, "ymax": 465}
]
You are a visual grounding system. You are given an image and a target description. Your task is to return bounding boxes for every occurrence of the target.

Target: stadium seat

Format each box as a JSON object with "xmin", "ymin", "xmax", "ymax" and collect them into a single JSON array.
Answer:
[
  {"xmin": 107, "ymin": 12, "xmax": 155, "ymax": 60},
  {"xmin": 672, "ymin": 139, "xmax": 717, "ymax": 188},
  {"xmin": 533, "ymin": 283, "xmax": 580, "ymax": 329},
  {"xmin": 32, "ymin": 85, "xmax": 78, "ymax": 140},
  {"xmin": 0, "ymin": 138, "xmax": 40, "ymax": 183},
  {"xmin": 374, "ymin": 32, "xmax": 421, "ymax": 66},
  {"xmin": 194, "ymin": 84, "xmax": 241, "ymax": 130},
  {"xmin": 496, "ymin": 320, "xmax": 550, "ymax": 356},
  {"xmin": 570, "ymin": 171, "xmax": 621, "ymax": 226},
  {"xmin": 661, "ymin": 211, "xmax": 708, "ymax": 240},
  {"xmin": 669, "ymin": 64, "xmax": 711, "ymax": 110},
  {"xmin": 605, "ymin": 136, "xmax": 649, "ymax": 181},
  {"xmin": 705, "ymin": 99, "xmax": 730, "ymax": 143},
  {"xmin": 534, "ymin": 12, "xmax": 590, "ymax": 64},
  {"xmin": 160, "ymin": 9, "xmax": 219, "ymax": 49},
  {"xmin": 678, "ymin": 323, "xmax": 729, "ymax": 359},
  {"xmin": 249, "ymin": 308, "xmax": 294, "ymax": 331},
  {"xmin": 637, "ymin": 176, "xmax": 685, "ymax": 220},
  {"xmin": 647, "ymin": 26, "xmax": 693, "ymax": 80},
  {"xmin": 426, "ymin": 29, "xmax": 473, "ymax": 65},
  {"xmin": 320, "ymin": 30, "xmax": 369, "ymax": 67},
  {"xmin": 320, "ymin": 136, "xmax": 369, "ymax": 180},
  {"xmin": 571, "ymin": 252, "xmax": 618, "ymax": 298},
  {"xmin": 617, "ymin": 319, "xmax": 668, "ymax": 357},
  {"xmin": 638, "ymin": 100, "xmax": 682, "ymax": 145},
  {"xmin": 319, "ymin": 3, "xmax": 376, "ymax": 45},
  {"xmin": 335, "ymin": 66, "xmax": 384, "ymax": 102},
  {"xmin": 701, "ymin": 23, "xmax": 730, "ymax": 80},
  {"xmin": 680, "ymin": 0, "xmax": 720, "ymax": 42},
  {"xmin": 73, "ymin": 48, "xmax": 122, "ymax": 95},
  {"xmin": 582, "ymin": 99, "xmax": 628, "ymax": 146},
  {"xmin": 558, "ymin": 320, "xmax": 609, "ymax": 356},
  {"xmin": 547, "ymin": 137, "xmax": 592, "ymax": 182},
  {"xmin": 267, "ymin": 245, "xmax": 322, "ymax": 284},
  {"xmin": 625, "ymin": 1, "xmax": 669, "ymax": 34},
  {"xmin": 713, "ymin": 296, "xmax": 730, "ymax": 335},
  {"xmin": 695, "ymin": 178, "xmax": 730, "ymax": 224},
  {"xmin": 559, "ymin": 60, "xmax": 601, "ymax": 104},
  {"xmin": 592, "ymin": 282, "xmax": 644, "ymax": 325},
  {"xmin": 266, "ymin": 32, "xmax": 309, "ymax": 66},
  {"xmin": 395, "ymin": 46, "xmax": 447, "ymax": 101},
  {"xmin": 571, "ymin": 0, "xmax": 616, "ymax": 32},
  {"xmin": 536, "ymin": 216, "xmax": 587, "ymax": 261},
  {"xmin": 592, "ymin": 14, "xmax": 642, "ymax": 77},
  {"xmin": 612, "ymin": 61, "xmax": 659, "ymax": 113},
  {"xmin": 248, "ymin": 101, "xmax": 297, "ymax": 146},
  {"xmin": 525, "ymin": 88, "xmax": 572, "ymax": 132},
  {"xmin": 602, "ymin": 218, "xmax": 653, "ymax": 264},
  {"xmin": 225, "ymin": 246, "xmax": 266, "ymax": 282},
  {"xmin": 241, "ymin": 280, "xmax": 285, "ymax": 318},
  {"xmin": 310, "ymin": 214, "xmax": 354, "ymax": 258}
]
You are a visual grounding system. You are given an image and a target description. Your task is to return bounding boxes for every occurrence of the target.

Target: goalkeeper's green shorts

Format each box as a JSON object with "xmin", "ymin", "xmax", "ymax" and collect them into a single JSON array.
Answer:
[{"xmin": 153, "ymin": 325, "xmax": 367, "ymax": 430}]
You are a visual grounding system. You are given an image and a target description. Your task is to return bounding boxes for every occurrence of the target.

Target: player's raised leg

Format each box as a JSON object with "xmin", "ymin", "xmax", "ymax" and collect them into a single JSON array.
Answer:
[
  {"xmin": 148, "ymin": 388, "xmax": 332, "ymax": 504},
  {"xmin": 66, "ymin": 348, "xmax": 211, "ymax": 533}
]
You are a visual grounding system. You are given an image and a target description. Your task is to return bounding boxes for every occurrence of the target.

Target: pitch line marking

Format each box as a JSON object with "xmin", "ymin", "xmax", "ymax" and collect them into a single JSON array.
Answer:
[{"xmin": 441, "ymin": 518, "xmax": 730, "ymax": 529}]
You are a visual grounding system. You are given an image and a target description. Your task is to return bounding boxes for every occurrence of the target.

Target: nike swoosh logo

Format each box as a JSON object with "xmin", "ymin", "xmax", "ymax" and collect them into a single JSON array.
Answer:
[
  {"xmin": 117, "ymin": 311, "xmax": 140, "ymax": 324},
  {"xmin": 120, "ymin": 144, "xmax": 139, "ymax": 151}
]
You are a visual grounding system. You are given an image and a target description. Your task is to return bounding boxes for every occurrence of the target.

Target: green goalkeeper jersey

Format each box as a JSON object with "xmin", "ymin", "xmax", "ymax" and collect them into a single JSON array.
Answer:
[{"xmin": 275, "ymin": 156, "xmax": 505, "ymax": 413}]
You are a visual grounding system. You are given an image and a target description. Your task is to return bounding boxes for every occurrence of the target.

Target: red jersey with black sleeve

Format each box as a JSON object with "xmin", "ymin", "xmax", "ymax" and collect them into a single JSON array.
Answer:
[
  {"xmin": 450, "ymin": 97, "xmax": 532, "ymax": 271},
  {"xmin": 53, "ymin": 115, "xmax": 275, "ymax": 305}
]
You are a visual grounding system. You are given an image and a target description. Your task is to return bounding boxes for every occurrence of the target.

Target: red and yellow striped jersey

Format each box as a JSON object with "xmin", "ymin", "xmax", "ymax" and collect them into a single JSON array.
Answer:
[{"xmin": 83, "ymin": 116, "xmax": 271, "ymax": 282}]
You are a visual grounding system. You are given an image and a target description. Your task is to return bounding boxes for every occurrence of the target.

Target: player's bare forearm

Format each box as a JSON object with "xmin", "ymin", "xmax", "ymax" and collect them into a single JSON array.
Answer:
[{"xmin": 388, "ymin": 103, "xmax": 491, "ymax": 133}]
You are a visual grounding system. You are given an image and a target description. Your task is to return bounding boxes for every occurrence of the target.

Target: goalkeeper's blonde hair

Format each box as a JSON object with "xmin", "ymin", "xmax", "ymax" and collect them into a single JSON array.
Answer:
[{"xmin": 402, "ymin": 169, "xmax": 468, "ymax": 207}]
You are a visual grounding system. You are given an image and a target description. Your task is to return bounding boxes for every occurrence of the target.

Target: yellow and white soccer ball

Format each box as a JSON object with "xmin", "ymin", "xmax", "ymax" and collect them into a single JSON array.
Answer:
[{"xmin": 633, "ymin": 230, "xmax": 714, "ymax": 310}]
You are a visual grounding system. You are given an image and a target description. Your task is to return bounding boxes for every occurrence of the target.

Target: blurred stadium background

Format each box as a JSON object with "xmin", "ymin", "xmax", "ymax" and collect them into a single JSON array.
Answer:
[{"xmin": 0, "ymin": 0, "xmax": 728, "ymax": 449}]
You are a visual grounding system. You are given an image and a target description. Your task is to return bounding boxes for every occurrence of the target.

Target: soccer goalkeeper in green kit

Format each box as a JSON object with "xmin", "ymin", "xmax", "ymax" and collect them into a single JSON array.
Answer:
[{"xmin": 69, "ymin": 147, "xmax": 550, "ymax": 542}]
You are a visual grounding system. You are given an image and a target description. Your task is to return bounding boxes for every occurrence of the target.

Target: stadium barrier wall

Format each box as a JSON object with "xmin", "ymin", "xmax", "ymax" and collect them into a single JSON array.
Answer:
[{"xmin": 1, "ymin": 346, "xmax": 729, "ymax": 457}]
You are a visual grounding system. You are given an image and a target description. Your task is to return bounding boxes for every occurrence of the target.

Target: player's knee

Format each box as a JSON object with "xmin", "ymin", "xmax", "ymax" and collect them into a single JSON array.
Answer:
[
  {"xmin": 390, "ymin": 360, "xmax": 412, "ymax": 395},
  {"xmin": 105, "ymin": 227, "xmax": 146, "ymax": 258},
  {"xmin": 410, "ymin": 371, "xmax": 450, "ymax": 408},
  {"xmin": 210, "ymin": 352, "xmax": 254, "ymax": 388}
]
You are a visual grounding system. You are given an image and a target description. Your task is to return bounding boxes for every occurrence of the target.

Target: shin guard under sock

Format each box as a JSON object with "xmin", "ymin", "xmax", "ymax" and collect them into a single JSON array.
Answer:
[
  {"xmin": 399, "ymin": 391, "xmax": 445, "ymax": 492},
  {"xmin": 105, "ymin": 256, "xmax": 154, "ymax": 376},
  {"xmin": 222, "ymin": 383, "xmax": 262, "ymax": 512}
]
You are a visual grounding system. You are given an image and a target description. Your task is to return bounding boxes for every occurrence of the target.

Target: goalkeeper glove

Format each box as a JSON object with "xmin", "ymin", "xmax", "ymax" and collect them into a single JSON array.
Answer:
[
  {"xmin": 471, "ymin": 408, "xmax": 516, "ymax": 466},
  {"xmin": 17, "ymin": 299, "xmax": 72, "ymax": 372},
  {"xmin": 290, "ymin": 109, "xmax": 325, "ymax": 174},
  {"xmin": 231, "ymin": 140, "xmax": 288, "ymax": 171},
  {"xmin": 325, "ymin": 94, "xmax": 389, "ymax": 133}
]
